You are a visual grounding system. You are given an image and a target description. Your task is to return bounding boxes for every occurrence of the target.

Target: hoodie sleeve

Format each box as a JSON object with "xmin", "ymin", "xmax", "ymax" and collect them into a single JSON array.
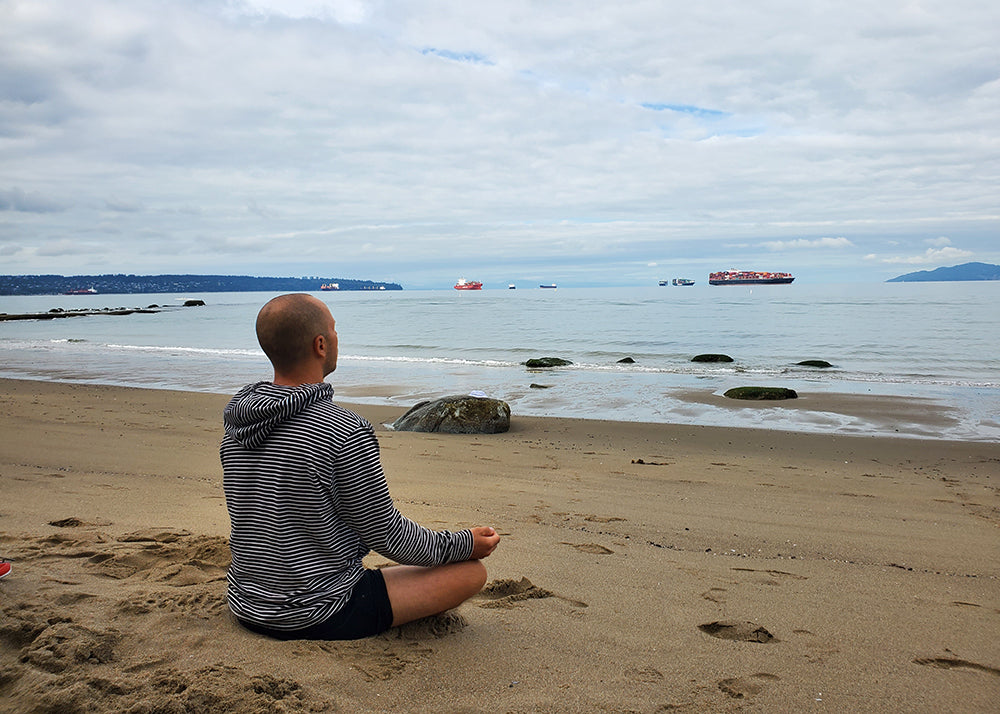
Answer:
[{"xmin": 332, "ymin": 422, "xmax": 474, "ymax": 565}]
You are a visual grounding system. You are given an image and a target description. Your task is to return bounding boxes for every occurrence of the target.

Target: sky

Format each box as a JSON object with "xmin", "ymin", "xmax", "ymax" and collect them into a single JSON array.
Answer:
[{"xmin": 1, "ymin": 0, "xmax": 998, "ymax": 288}]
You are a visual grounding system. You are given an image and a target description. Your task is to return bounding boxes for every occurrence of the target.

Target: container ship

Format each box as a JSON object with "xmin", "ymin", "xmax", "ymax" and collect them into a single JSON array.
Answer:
[
  {"xmin": 454, "ymin": 278, "xmax": 483, "ymax": 290},
  {"xmin": 709, "ymin": 270, "xmax": 794, "ymax": 285}
]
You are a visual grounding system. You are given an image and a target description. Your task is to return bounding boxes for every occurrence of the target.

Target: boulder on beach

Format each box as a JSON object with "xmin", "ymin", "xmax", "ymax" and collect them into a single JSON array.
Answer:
[
  {"xmin": 692, "ymin": 353, "xmax": 734, "ymax": 363},
  {"xmin": 524, "ymin": 357, "xmax": 573, "ymax": 368},
  {"xmin": 797, "ymin": 360, "xmax": 833, "ymax": 368},
  {"xmin": 392, "ymin": 394, "xmax": 511, "ymax": 434},
  {"xmin": 724, "ymin": 387, "xmax": 798, "ymax": 400}
]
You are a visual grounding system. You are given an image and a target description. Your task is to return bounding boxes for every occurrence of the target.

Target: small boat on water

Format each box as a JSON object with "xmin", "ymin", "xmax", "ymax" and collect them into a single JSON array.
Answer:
[
  {"xmin": 508, "ymin": 284, "xmax": 516, "ymax": 289},
  {"xmin": 455, "ymin": 278, "xmax": 483, "ymax": 290},
  {"xmin": 320, "ymin": 283, "xmax": 339, "ymax": 291},
  {"xmin": 63, "ymin": 288, "xmax": 97, "ymax": 295},
  {"xmin": 709, "ymin": 270, "xmax": 794, "ymax": 286},
  {"xmin": 658, "ymin": 280, "xmax": 668, "ymax": 286},
  {"xmin": 672, "ymin": 278, "xmax": 695, "ymax": 286},
  {"xmin": 539, "ymin": 284, "xmax": 557, "ymax": 289}
]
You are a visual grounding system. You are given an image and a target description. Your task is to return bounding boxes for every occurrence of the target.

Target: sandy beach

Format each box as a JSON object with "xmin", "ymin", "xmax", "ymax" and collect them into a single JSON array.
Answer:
[{"xmin": 1, "ymin": 377, "xmax": 997, "ymax": 712}]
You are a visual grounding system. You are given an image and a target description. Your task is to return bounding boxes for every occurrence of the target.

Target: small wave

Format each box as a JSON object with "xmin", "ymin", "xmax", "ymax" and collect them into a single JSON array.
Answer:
[
  {"xmin": 104, "ymin": 344, "xmax": 262, "ymax": 358},
  {"xmin": 343, "ymin": 354, "xmax": 516, "ymax": 368}
]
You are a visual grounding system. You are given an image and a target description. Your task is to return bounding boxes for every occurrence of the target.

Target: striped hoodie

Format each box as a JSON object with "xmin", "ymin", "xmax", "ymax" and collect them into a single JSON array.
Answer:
[{"xmin": 221, "ymin": 381, "xmax": 474, "ymax": 630}]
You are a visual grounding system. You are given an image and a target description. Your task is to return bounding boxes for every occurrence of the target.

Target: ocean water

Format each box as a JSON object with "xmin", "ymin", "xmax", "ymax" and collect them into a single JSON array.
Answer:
[{"xmin": 1, "ymin": 283, "xmax": 998, "ymax": 441}]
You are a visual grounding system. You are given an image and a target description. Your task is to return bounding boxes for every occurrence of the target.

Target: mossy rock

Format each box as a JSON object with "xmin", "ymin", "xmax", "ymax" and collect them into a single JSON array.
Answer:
[
  {"xmin": 524, "ymin": 357, "xmax": 573, "ymax": 368},
  {"xmin": 797, "ymin": 360, "xmax": 833, "ymax": 368},
  {"xmin": 692, "ymin": 353, "xmax": 734, "ymax": 363},
  {"xmin": 392, "ymin": 395, "xmax": 511, "ymax": 433},
  {"xmin": 724, "ymin": 387, "xmax": 798, "ymax": 400}
]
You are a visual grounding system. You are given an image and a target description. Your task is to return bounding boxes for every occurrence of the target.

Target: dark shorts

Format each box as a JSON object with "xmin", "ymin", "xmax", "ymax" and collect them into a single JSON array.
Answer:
[{"xmin": 237, "ymin": 569, "xmax": 394, "ymax": 641}]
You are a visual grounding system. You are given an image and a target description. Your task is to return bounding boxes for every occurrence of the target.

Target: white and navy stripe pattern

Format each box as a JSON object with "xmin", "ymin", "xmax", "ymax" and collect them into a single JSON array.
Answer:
[{"xmin": 221, "ymin": 381, "xmax": 473, "ymax": 631}]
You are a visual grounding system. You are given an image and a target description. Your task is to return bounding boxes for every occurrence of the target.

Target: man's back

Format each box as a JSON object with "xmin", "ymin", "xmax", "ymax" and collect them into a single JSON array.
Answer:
[{"xmin": 221, "ymin": 380, "xmax": 472, "ymax": 631}]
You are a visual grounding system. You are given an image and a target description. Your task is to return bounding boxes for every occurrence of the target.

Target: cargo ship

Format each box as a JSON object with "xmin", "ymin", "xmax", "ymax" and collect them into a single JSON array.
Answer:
[
  {"xmin": 672, "ymin": 278, "xmax": 695, "ymax": 286},
  {"xmin": 454, "ymin": 278, "xmax": 483, "ymax": 290},
  {"xmin": 709, "ymin": 270, "xmax": 794, "ymax": 285},
  {"xmin": 320, "ymin": 283, "xmax": 339, "ymax": 291}
]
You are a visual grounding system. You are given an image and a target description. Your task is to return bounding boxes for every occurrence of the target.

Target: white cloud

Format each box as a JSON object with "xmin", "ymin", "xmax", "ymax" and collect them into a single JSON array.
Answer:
[
  {"xmin": 760, "ymin": 237, "xmax": 854, "ymax": 251},
  {"xmin": 871, "ymin": 246, "xmax": 975, "ymax": 265}
]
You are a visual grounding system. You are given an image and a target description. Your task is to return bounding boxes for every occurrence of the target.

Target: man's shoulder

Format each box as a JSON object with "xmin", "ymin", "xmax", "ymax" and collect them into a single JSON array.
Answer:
[{"xmin": 310, "ymin": 398, "xmax": 373, "ymax": 433}]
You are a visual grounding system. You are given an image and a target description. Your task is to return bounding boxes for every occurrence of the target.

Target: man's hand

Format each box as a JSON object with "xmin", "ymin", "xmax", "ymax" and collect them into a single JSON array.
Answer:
[{"xmin": 470, "ymin": 526, "xmax": 500, "ymax": 559}]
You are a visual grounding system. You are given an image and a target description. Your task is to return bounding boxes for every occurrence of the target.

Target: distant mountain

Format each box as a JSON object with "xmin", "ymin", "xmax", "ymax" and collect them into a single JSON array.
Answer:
[
  {"xmin": 886, "ymin": 262, "xmax": 1000, "ymax": 283},
  {"xmin": 0, "ymin": 274, "xmax": 403, "ymax": 296}
]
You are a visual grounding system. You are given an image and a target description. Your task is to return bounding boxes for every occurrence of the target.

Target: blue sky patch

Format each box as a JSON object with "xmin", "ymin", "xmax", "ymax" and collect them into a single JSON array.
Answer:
[
  {"xmin": 641, "ymin": 103, "xmax": 728, "ymax": 118},
  {"xmin": 421, "ymin": 48, "xmax": 494, "ymax": 65}
]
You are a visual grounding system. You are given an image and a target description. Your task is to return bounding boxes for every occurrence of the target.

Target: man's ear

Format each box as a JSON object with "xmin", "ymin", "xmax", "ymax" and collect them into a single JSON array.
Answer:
[{"xmin": 314, "ymin": 334, "xmax": 325, "ymax": 356}]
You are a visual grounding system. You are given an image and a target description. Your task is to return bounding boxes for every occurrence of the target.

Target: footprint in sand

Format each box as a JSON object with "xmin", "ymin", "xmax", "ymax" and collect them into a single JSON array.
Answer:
[
  {"xmin": 718, "ymin": 672, "xmax": 780, "ymax": 699},
  {"xmin": 913, "ymin": 657, "xmax": 1000, "ymax": 677},
  {"xmin": 117, "ymin": 587, "xmax": 227, "ymax": 619},
  {"xmin": 87, "ymin": 533, "xmax": 229, "ymax": 583},
  {"xmin": 701, "ymin": 587, "xmax": 727, "ymax": 603},
  {"xmin": 731, "ymin": 567, "xmax": 808, "ymax": 581},
  {"xmin": 625, "ymin": 665, "xmax": 664, "ymax": 684},
  {"xmin": 20, "ymin": 622, "xmax": 119, "ymax": 674},
  {"xmin": 474, "ymin": 577, "xmax": 588, "ymax": 609},
  {"xmin": 385, "ymin": 611, "xmax": 468, "ymax": 640},
  {"xmin": 561, "ymin": 542, "xmax": 614, "ymax": 555},
  {"xmin": 698, "ymin": 620, "xmax": 777, "ymax": 643}
]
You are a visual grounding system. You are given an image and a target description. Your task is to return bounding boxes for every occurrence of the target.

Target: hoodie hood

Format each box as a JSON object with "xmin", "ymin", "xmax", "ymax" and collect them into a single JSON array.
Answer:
[{"xmin": 223, "ymin": 381, "xmax": 333, "ymax": 449}]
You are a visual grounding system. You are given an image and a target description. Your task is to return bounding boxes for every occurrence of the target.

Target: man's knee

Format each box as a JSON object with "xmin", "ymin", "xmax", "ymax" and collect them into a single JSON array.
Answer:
[{"xmin": 469, "ymin": 559, "xmax": 488, "ymax": 590}]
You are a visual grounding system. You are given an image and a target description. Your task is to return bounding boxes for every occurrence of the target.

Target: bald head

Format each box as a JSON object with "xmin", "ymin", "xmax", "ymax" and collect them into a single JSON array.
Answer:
[{"xmin": 256, "ymin": 294, "xmax": 337, "ymax": 376}]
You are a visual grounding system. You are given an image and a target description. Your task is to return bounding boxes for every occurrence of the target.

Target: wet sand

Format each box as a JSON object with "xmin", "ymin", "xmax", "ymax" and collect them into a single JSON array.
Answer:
[{"xmin": 1, "ymin": 378, "xmax": 998, "ymax": 712}]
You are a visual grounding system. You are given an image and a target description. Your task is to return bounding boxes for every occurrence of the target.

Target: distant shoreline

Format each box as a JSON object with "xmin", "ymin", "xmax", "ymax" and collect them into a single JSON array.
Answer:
[{"xmin": 0, "ymin": 274, "xmax": 402, "ymax": 296}]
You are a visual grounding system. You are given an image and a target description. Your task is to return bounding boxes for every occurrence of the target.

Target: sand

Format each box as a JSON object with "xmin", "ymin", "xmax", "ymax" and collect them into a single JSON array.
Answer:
[{"xmin": 1, "ymin": 377, "xmax": 997, "ymax": 712}]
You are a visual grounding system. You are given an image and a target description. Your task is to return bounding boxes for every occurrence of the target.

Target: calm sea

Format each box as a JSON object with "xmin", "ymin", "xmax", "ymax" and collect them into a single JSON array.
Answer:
[{"xmin": 1, "ymin": 283, "xmax": 997, "ymax": 441}]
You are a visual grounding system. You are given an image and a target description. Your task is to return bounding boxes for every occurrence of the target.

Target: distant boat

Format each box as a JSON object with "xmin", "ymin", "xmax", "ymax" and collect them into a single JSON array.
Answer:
[
  {"xmin": 672, "ymin": 278, "xmax": 695, "ymax": 286},
  {"xmin": 455, "ymin": 278, "xmax": 483, "ymax": 290},
  {"xmin": 658, "ymin": 280, "xmax": 668, "ymax": 286},
  {"xmin": 320, "ymin": 283, "xmax": 340, "ymax": 291},
  {"xmin": 63, "ymin": 288, "xmax": 97, "ymax": 295},
  {"xmin": 508, "ymin": 283, "xmax": 516, "ymax": 289},
  {"xmin": 709, "ymin": 270, "xmax": 794, "ymax": 286},
  {"xmin": 539, "ymin": 284, "xmax": 557, "ymax": 289}
]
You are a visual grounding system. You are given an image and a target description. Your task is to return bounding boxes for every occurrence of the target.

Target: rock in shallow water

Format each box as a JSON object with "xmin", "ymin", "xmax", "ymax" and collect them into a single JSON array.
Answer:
[
  {"xmin": 796, "ymin": 359, "xmax": 833, "ymax": 368},
  {"xmin": 692, "ymin": 353, "xmax": 734, "ymax": 363},
  {"xmin": 524, "ymin": 357, "xmax": 573, "ymax": 368},
  {"xmin": 724, "ymin": 386, "xmax": 798, "ymax": 400}
]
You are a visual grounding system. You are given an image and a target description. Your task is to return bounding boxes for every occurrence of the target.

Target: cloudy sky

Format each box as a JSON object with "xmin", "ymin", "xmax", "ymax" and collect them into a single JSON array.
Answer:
[{"xmin": 2, "ymin": 0, "xmax": 997, "ymax": 288}]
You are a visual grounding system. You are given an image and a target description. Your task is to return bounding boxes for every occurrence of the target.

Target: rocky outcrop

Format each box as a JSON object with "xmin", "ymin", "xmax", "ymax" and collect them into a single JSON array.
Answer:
[
  {"xmin": 392, "ymin": 395, "xmax": 511, "ymax": 434},
  {"xmin": 692, "ymin": 353, "xmax": 734, "ymax": 363},
  {"xmin": 617, "ymin": 357, "xmax": 636, "ymax": 364},
  {"xmin": 796, "ymin": 360, "xmax": 832, "ymax": 368},
  {"xmin": 524, "ymin": 357, "xmax": 573, "ymax": 368},
  {"xmin": 724, "ymin": 387, "xmax": 798, "ymax": 400},
  {"xmin": 0, "ymin": 301, "xmax": 205, "ymax": 321}
]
